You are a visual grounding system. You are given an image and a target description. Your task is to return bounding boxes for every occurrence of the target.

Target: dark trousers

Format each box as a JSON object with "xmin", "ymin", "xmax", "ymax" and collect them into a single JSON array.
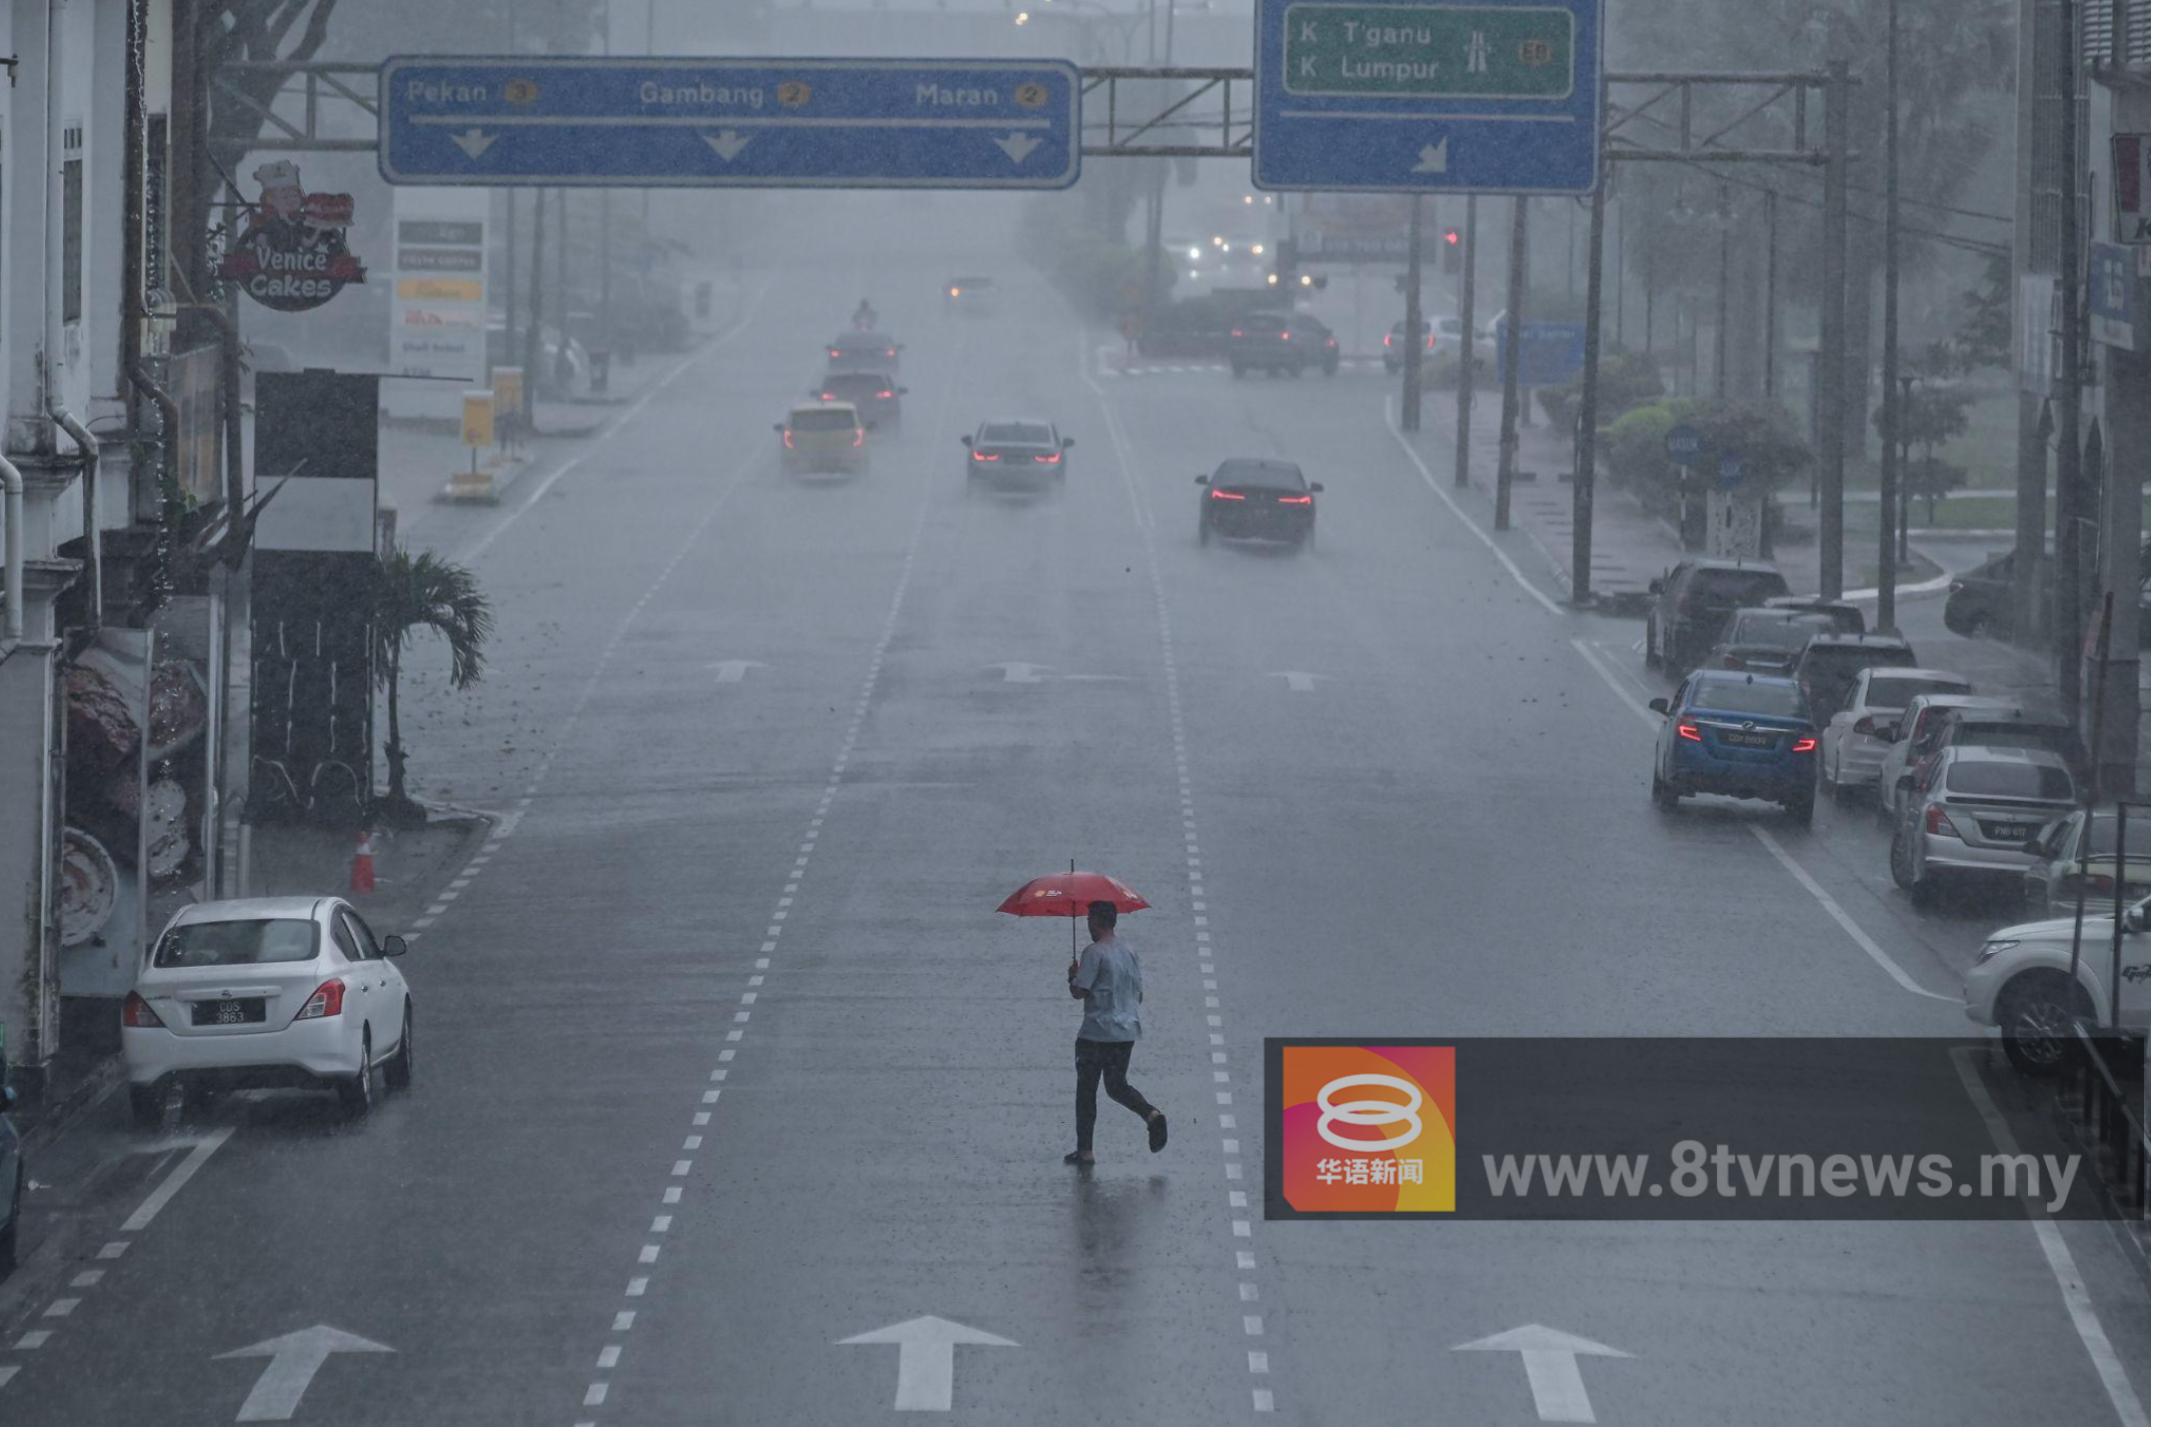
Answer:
[{"xmin": 1075, "ymin": 1039, "xmax": 1152, "ymax": 1151}]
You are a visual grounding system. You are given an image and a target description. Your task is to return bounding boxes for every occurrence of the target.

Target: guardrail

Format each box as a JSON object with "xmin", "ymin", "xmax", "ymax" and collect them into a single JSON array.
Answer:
[{"xmin": 2064, "ymin": 1025, "xmax": 2149, "ymax": 1218}]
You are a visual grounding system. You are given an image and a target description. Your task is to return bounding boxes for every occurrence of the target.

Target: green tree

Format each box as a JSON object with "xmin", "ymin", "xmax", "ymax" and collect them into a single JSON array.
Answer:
[
  {"xmin": 372, "ymin": 550, "xmax": 493, "ymax": 822},
  {"xmin": 1875, "ymin": 382, "xmax": 1972, "ymax": 522},
  {"xmin": 1952, "ymin": 252, "xmax": 2014, "ymax": 374}
]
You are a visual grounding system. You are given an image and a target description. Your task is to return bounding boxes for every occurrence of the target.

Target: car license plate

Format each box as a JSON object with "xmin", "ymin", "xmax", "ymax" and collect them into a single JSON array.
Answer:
[
  {"xmin": 192, "ymin": 998, "xmax": 264, "ymax": 1026},
  {"xmin": 1723, "ymin": 731, "xmax": 1776, "ymax": 748},
  {"xmin": 1983, "ymin": 822, "xmax": 2035, "ymax": 842}
]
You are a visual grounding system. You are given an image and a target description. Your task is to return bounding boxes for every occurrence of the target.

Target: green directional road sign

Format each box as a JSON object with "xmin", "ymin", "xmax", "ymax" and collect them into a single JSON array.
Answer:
[{"xmin": 1283, "ymin": 3, "xmax": 1578, "ymax": 100}]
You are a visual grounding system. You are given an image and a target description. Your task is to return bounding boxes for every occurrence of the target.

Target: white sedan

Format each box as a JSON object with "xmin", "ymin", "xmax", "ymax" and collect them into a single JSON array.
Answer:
[
  {"xmin": 122, "ymin": 896, "xmax": 414, "ymax": 1123},
  {"xmin": 1817, "ymin": 667, "xmax": 1970, "ymax": 801}
]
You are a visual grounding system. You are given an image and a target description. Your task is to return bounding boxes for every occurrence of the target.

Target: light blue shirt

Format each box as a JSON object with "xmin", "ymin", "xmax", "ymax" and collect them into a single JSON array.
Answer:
[{"xmin": 1075, "ymin": 939, "xmax": 1144, "ymax": 1042}]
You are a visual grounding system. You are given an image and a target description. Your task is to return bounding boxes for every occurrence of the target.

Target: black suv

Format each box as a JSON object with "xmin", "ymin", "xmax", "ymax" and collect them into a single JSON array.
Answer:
[
  {"xmin": 1791, "ymin": 633, "xmax": 1921, "ymax": 728},
  {"xmin": 1647, "ymin": 560, "xmax": 1790, "ymax": 679},
  {"xmin": 1228, "ymin": 312, "xmax": 1339, "ymax": 378}
]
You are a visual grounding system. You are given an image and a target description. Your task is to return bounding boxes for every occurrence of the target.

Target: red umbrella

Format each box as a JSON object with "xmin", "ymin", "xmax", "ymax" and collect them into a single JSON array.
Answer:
[{"xmin": 996, "ymin": 867, "xmax": 1150, "ymax": 962}]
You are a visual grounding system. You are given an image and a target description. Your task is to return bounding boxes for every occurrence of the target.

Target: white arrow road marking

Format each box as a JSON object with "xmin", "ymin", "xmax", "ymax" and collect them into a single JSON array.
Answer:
[
  {"xmin": 836, "ymin": 1315, "xmax": 1016, "ymax": 1412},
  {"xmin": 450, "ymin": 128, "xmax": 498, "ymax": 160},
  {"xmin": 121, "ymin": 1127, "xmax": 232, "ymax": 1232},
  {"xmin": 993, "ymin": 131, "xmax": 1043, "ymax": 164},
  {"xmin": 989, "ymin": 661, "xmax": 1050, "ymax": 683},
  {"xmin": 702, "ymin": 130, "xmax": 752, "ymax": 161},
  {"xmin": 709, "ymin": 660, "xmax": 766, "ymax": 684},
  {"xmin": 1454, "ymin": 1324, "xmax": 1630, "ymax": 1424},
  {"xmin": 216, "ymin": 1326, "xmax": 394, "ymax": 1423},
  {"xmin": 1268, "ymin": 671, "xmax": 1323, "ymax": 692},
  {"xmin": 1412, "ymin": 139, "xmax": 1450, "ymax": 174}
]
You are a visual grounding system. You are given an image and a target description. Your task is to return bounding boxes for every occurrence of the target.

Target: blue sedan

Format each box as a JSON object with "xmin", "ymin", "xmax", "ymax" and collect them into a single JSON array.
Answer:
[{"xmin": 1650, "ymin": 670, "xmax": 1820, "ymax": 822}]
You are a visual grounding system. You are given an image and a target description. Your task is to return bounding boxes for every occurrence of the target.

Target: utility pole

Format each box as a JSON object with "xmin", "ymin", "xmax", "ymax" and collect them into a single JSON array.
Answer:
[
  {"xmin": 599, "ymin": 2, "xmax": 613, "ymax": 366},
  {"xmin": 1763, "ymin": 190, "xmax": 1778, "ymax": 401},
  {"xmin": 1141, "ymin": 0, "xmax": 1174, "ymax": 327},
  {"xmin": 1876, "ymin": 0, "xmax": 1902, "ymax": 633},
  {"xmin": 1495, "ymin": 195, "xmax": 1530, "ymax": 531},
  {"xmin": 1573, "ymin": 173, "xmax": 1608, "ymax": 605},
  {"xmin": 2050, "ymin": 0, "xmax": 2085, "ymax": 708},
  {"xmin": 1819, "ymin": 58, "xmax": 1850, "ymax": 600},
  {"xmin": 1714, "ymin": 182, "xmax": 1731, "ymax": 396},
  {"xmin": 1402, "ymin": 195, "xmax": 1424, "ymax": 431},
  {"xmin": 522, "ymin": 187, "xmax": 546, "ymax": 430},
  {"xmin": 1453, "ymin": 197, "xmax": 1479, "ymax": 487}
]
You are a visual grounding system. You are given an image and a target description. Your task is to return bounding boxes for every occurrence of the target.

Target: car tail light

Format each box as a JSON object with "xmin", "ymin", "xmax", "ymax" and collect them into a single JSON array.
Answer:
[
  {"xmin": 1791, "ymin": 737, "xmax": 1819, "ymax": 753},
  {"xmin": 1278, "ymin": 494, "xmax": 1313, "ymax": 505},
  {"xmin": 1231, "ymin": 328, "xmax": 1246, "ymax": 339},
  {"xmin": 885, "ymin": 349, "xmax": 897, "ymax": 359},
  {"xmin": 1923, "ymin": 805, "xmax": 1955, "ymax": 836},
  {"xmin": 1383, "ymin": 333, "xmax": 1394, "ymax": 347},
  {"xmin": 827, "ymin": 348, "xmax": 841, "ymax": 358},
  {"xmin": 877, "ymin": 390, "xmax": 894, "ymax": 399},
  {"xmin": 972, "ymin": 451, "xmax": 999, "ymax": 462},
  {"xmin": 852, "ymin": 430, "xmax": 865, "ymax": 447},
  {"xmin": 1280, "ymin": 330, "xmax": 1292, "ymax": 341},
  {"xmin": 949, "ymin": 286, "xmax": 961, "ymax": 297},
  {"xmin": 1425, "ymin": 334, "xmax": 1437, "ymax": 349},
  {"xmin": 1676, "ymin": 722, "xmax": 1704, "ymax": 742},
  {"xmin": 294, "ymin": 978, "xmax": 345, "ymax": 1021},
  {"xmin": 1034, "ymin": 452, "xmax": 1062, "ymax": 464},
  {"xmin": 1210, "ymin": 489, "xmax": 1247, "ymax": 501},
  {"xmin": 2081, "ymin": 872, "xmax": 2117, "ymax": 895},
  {"xmin": 1325, "ymin": 337, "xmax": 1338, "ymax": 348},
  {"xmin": 122, "ymin": 991, "xmax": 164, "ymax": 1029},
  {"xmin": 820, "ymin": 392, "xmax": 837, "ymax": 401},
  {"xmin": 781, "ymin": 430, "xmax": 795, "ymax": 448}
]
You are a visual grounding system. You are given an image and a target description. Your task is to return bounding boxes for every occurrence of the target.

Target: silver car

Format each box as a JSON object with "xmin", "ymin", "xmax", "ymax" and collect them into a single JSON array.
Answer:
[
  {"xmin": 2021, "ymin": 808, "xmax": 2152, "ymax": 918},
  {"xmin": 1874, "ymin": 693, "xmax": 2008, "ymax": 816},
  {"xmin": 1817, "ymin": 667, "xmax": 1970, "ymax": 801},
  {"xmin": 1890, "ymin": 744, "xmax": 2078, "ymax": 901},
  {"xmin": 1964, "ymin": 898, "xmax": 2150, "ymax": 1074}
]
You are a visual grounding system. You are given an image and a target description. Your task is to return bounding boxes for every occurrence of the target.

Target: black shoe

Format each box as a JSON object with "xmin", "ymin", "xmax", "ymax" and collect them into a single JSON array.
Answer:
[
  {"xmin": 1064, "ymin": 1150, "xmax": 1094, "ymax": 1166},
  {"xmin": 1147, "ymin": 1111, "xmax": 1169, "ymax": 1153}
]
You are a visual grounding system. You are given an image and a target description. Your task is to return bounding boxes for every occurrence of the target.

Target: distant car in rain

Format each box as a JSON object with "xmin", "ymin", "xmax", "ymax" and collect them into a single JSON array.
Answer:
[
  {"xmin": 122, "ymin": 897, "xmax": 414, "ymax": 1124},
  {"xmin": 1816, "ymin": 667, "xmax": 1972, "ymax": 801},
  {"xmin": 1228, "ymin": 311, "xmax": 1338, "ymax": 378},
  {"xmin": 1890, "ymin": 744, "xmax": 2080, "ymax": 902},
  {"xmin": 777, "ymin": 402, "xmax": 867, "ymax": 480},
  {"xmin": 1648, "ymin": 669, "xmax": 1820, "ymax": 823},
  {"xmin": 815, "ymin": 371, "xmax": 906, "ymax": 428},
  {"xmin": 1964, "ymin": 899, "xmax": 2150, "ymax": 1074},
  {"xmin": 1704, "ymin": 607, "xmax": 1839, "ymax": 674},
  {"xmin": 2022, "ymin": 808, "xmax": 2152, "ymax": 919},
  {"xmin": 1791, "ymin": 634, "xmax": 1920, "ymax": 729},
  {"xmin": 1195, "ymin": 458, "xmax": 1322, "ymax": 549},
  {"xmin": 1646, "ymin": 560, "xmax": 1791, "ymax": 678},
  {"xmin": 827, "ymin": 331, "xmax": 903, "ymax": 372},
  {"xmin": 1943, "ymin": 551, "xmax": 2022, "ymax": 639},
  {"xmin": 945, "ymin": 276, "xmax": 998, "ymax": 313},
  {"xmin": 964, "ymin": 420, "xmax": 1071, "ymax": 490}
]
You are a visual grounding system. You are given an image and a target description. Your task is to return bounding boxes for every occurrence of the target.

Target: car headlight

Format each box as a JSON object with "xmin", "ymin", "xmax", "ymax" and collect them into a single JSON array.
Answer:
[{"xmin": 1976, "ymin": 938, "xmax": 2022, "ymax": 964}]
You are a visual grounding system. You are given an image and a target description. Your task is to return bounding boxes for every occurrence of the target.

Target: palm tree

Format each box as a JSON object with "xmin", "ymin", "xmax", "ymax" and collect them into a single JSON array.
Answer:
[{"xmin": 373, "ymin": 548, "xmax": 492, "ymax": 821}]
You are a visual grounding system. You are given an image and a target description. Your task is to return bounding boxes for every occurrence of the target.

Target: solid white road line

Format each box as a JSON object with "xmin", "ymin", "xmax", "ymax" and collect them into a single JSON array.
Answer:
[
  {"xmin": 1381, "ymin": 394, "xmax": 1564, "ymax": 616},
  {"xmin": 1951, "ymin": 1046, "xmax": 2148, "ymax": 1426},
  {"xmin": 120, "ymin": 1127, "xmax": 233, "ymax": 1232}
]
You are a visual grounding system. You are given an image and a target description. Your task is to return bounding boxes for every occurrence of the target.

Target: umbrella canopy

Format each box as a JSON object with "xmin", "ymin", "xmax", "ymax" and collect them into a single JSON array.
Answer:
[{"xmin": 996, "ymin": 871, "xmax": 1150, "ymax": 917}]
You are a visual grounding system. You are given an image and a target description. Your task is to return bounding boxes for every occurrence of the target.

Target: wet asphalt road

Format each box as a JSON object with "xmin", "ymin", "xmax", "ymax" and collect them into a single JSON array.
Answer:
[{"xmin": 1, "ymin": 197, "xmax": 2147, "ymax": 1425}]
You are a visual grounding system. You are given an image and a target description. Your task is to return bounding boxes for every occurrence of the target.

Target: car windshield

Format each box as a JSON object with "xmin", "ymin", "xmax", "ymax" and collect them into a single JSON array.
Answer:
[
  {"xmin": 1946, "ymin": 762, "xmax": 2074, "ymax": 801},
  {"xmin": 1863, "ymin": 676, "xmax": 1968, "ymax": 711},
  {"xmin": 981, "ymin": 423, "xmax": 1054, "ymax": 445},
  {"xmin": 1690, "ymin": 570, "xmax": 1787, "ymax": 605},
  {"xmin": 1804, "ymin": 646, "xmax": 1916, "ymax": 680},
  {"xmin": 1216, "ymin": 463, "xmax": 1303, "ymax": 490},
  {"xmin": 153, "ymin": 919, "xmax": 318, "ymax": 968},
  {"xmin": 1689, "ymin": 680, "xmax": 1807, "ymax": 717},
  {"xmin": 1956, "ymin": 720, "xmax": 2074, "ymax": 750},
  {"xmin": 791, "ymin": 409, "xmax": 856, "ymax": 432}
]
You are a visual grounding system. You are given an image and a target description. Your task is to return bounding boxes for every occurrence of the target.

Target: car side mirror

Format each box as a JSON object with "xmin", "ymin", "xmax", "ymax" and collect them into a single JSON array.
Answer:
[
  {"xmin": 1648, "ymin": 579, "xmax": 1663, "ymax": 595},
  {"xmin": 1648, "ymin": 698, "xmax": 1670, "ymax": 715},
  {"xmin": 1308, "ymin": 482, "xmax": 1325, "ymax": 494},
  {"xmin": 808, "ymin": 388, "xmax": 823, "ymax": 398},
  {"xmin": 773, "ymin": 422, "xmax": 786, "ymax": 433},
  {"xmin": 1194, "ymin": 475, "xmax": 1210, "ymax": 486},
  {"xmin": 960, "ymin": 436, "xmax": 975, "ymax": 447},
  {"xmin": 382, "ymin": 935, "xmax": 408, "ymax": 957},
  {"xmin": 1853, "ymin": 716, "xmax": 1876, "ymax": 738},
  {"xmin": 0, "ymin": 1085, "xmax": 14, "ymax": 1114},
  {"xmin": 2126, "ymin": 901, "xmax": 2152, "ymax": 935},
  {"xmin": 896, "ymin": 387, "xmax": 910, "ymax": 395},
  {"xmin": 1063, "ymin": 437, "xmax": 1078, "ymax": 448}
]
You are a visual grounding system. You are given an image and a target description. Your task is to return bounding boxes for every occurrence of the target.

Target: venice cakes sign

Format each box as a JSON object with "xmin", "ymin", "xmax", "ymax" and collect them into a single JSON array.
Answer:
[{"xmin": 217, "ymin": 160, "xmax": 367, "ymax": 311}]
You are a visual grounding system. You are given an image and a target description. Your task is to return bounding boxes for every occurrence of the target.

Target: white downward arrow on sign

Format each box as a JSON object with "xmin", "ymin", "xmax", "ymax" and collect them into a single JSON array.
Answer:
[
  {"xmin": 1454, "ymin": 1324, "xmax": 1630, "ymax": 1424},
  {"xmin": 989, "ymin": 661, "xmax": 1050, "ymax": 683},
  {"xmin": 450, "ymin": 128, "xmax": 498, "ymax": 160},
  {"xmin": 836, "ymin": 1315, "xmax": 1017, "ymax": 1412},
  {"xmin": 703, "ymin": 130, "xmax": 753, "ymax": 161},
  {"xmin": 1412, "ymin": 139, "xmax": 1450, "ymax": 174},
  {"xmin": 216, "ymin": 1326, "xmax": 394, "ymax": 1423},
  {"xmin": 993, "ymin": 131, "xmax": 1043, "ymax": 164},
  {"xmin": 710, "ymin": 660, "xmax": 766, "ymax": 684},
  {"xmin": 1268, "ymin": 671, "xmax": 1324, "ymax": 692}
]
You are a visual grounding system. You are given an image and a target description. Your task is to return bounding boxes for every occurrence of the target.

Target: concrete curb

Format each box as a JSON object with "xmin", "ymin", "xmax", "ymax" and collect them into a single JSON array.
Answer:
[{"xmin": 15, "ymin": 1055, "xmax": 123, "ymax": 1149}]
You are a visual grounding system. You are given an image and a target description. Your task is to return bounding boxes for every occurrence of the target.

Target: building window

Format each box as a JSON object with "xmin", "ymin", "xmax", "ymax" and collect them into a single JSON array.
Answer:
[{"xmin": 62, "ymin": 156, "xmax": 84, "ymax": 324}]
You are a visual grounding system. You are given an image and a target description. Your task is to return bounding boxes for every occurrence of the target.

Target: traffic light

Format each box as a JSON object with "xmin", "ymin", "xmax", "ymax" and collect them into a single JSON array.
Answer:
[{"xmin": 1442, "ymin": 227, "xmax": 1463, "ymax": 275}]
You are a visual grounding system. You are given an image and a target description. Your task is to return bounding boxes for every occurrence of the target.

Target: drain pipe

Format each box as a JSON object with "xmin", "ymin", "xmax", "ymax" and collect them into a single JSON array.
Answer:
[
  {"xmin": 2, "ymin": 453, "xmax": 24, "ymax": 642},
  {"xmin": 51, "ymin": 409, "xmax": 100, "ymax": 633}
]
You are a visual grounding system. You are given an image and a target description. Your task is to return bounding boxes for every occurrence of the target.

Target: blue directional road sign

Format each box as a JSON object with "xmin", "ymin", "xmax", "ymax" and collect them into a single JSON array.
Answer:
[
  {"xmin": 1664, "ymin": 425, "xmax": 1702, "ymax": 465},
  {"xmin": 380, "ymin": 56, "xmax": 1081, "ymax": 190},
  {"xmin": 1253, "ymin": 0, "xmax": 1604, "ymax": 194},
  {"xmin": 1716, "ymin": 453, "xmax": 1747, "ymax": 491}
]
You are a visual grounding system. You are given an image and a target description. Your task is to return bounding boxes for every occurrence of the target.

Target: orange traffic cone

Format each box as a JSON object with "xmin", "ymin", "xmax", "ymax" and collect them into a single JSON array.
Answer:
[{"xmin": 350, "ymin": 831, "xmax": 376, "ymax": 895}]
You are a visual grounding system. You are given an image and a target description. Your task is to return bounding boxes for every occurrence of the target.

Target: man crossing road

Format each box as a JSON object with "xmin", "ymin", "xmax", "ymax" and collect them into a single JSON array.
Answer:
[{"xmin": 1065, "ymin": 900, "xmax": 1169, "ymax": 1165}]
